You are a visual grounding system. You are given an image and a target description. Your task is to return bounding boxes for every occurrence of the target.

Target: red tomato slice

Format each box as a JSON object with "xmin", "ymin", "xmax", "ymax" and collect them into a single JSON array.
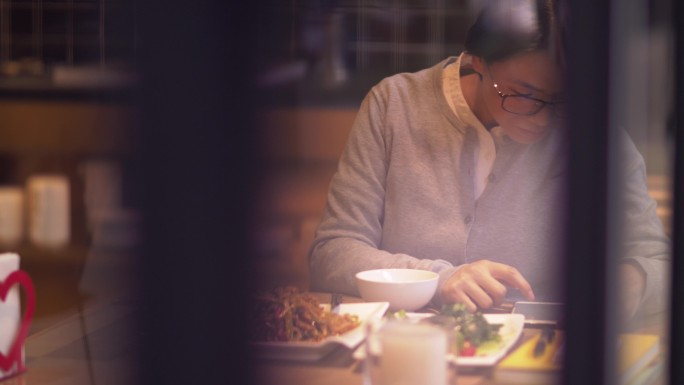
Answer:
[{"xmin": 460, "ymin": 341, "xmax": 476, "ymax": 357}]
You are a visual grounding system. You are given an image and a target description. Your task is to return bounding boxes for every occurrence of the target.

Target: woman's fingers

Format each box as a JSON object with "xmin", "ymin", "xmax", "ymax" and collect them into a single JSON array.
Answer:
[
  {"xmin": 441, "ymin": 260, "xmax": 536, "ymax": 311},
  {"xmin": 474, "ymin": 274, "xmax": 508, "ymax": 306},
  {"xmin": 463, "ymin": 280, "xmax": 496, "ymax": 309},
  {"xmin": 489, "ymin": 262, "xmax": 536, "ymax": 301}
]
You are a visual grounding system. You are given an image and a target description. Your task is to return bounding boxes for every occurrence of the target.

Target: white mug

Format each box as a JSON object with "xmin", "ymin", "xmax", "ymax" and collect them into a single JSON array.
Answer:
[{"xmin": 0, "ymin": 253, "xmax": 22, "ymax": 378}]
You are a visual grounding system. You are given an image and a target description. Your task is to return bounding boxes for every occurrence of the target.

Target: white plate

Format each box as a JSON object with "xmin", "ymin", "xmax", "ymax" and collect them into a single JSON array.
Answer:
[
  {"xmin": 353, "ymin": 313, "xmax": 525, "ymax": 367},
  {"xmin": 252, "ymin": 302, "xmax": 390, "ymax": 361}
]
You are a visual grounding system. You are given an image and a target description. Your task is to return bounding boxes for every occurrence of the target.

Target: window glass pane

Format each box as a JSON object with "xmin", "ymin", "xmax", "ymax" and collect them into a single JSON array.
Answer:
[{"xmin": 610, "ymin": 0, "xmax": 673, "ymax": 383}]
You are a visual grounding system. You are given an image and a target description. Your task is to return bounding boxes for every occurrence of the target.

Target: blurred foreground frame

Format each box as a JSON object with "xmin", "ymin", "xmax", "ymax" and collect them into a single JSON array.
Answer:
[{"xmin": 135, "ymin": 1, "xmax": 259, "ymax": 385}]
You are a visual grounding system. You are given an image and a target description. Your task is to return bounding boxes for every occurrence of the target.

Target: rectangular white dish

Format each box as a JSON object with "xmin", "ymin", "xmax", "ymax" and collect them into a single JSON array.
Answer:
[
  {"xmin": 353, "ymin": 312, "xmax": 525, "ymax": 367},
  {"xmin": 252, "ymin": 302, "xmax": 390, "ymax": 361}
]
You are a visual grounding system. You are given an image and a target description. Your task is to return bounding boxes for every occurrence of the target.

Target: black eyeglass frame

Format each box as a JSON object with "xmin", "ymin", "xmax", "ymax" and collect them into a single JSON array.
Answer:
[{"xmin": 488, "ymin": 67, "xmax": 566, "ymax": 118}]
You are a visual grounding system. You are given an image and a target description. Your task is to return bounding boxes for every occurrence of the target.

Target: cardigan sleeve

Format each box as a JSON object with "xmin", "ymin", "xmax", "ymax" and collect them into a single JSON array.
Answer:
[
  {"xmin": 619, "ymin": 131, "xmax": 671, "ymax": 319},
  {"xmin": 307, "ymin": 85, "xmax": 455, "ymax": 297}
]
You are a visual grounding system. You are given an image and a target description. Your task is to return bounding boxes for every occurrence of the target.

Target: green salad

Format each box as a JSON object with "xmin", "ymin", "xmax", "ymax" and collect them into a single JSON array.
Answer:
[{"xmin": 387, "ymin": 304, "xmax": 503, "ymax": 357}]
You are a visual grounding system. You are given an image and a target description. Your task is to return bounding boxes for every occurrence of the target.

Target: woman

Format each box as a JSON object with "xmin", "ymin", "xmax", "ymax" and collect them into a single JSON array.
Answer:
[{"xmin": 308, "ymin": 0, "xmax": 669, "ymax": 319}]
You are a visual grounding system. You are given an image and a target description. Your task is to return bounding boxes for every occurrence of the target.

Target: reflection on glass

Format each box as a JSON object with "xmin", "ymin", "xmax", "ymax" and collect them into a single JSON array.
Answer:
[
  {"xmin": 610, "ymin": 0, "xmax": 673, "ymax": 383},
  {"xmin": 252, "ymin": 1, "xmax": 676, "ymax": 385}
]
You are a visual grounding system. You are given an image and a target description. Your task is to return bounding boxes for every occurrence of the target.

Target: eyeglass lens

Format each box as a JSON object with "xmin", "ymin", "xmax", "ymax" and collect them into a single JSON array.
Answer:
[{"xmin": 503, "ymin": 96, "xmax": 567, "ymax": 118}]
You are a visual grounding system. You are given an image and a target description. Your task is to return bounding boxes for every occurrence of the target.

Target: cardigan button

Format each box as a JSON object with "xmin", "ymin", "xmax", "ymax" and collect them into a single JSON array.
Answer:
[{"xmin": 464, "ymin": 215, "xmax": 473, "ymax": 224}]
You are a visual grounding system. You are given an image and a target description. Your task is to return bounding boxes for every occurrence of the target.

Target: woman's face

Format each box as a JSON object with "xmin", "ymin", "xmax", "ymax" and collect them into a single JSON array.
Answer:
[{"xmin": 471, "ymin": 51, "xmax": 565, "ymax": 144}]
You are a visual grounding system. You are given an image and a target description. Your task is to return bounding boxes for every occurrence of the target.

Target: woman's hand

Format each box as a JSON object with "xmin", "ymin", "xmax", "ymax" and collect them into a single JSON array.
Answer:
[{"xmin": 440, "ymin": 260, "xmax": 535, "ymax": 312}]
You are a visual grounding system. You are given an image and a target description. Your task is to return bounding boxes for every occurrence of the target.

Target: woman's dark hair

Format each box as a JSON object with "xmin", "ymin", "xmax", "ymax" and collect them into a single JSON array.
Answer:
[{"xmin": 465, "ymin": 0, "xmax": 567, "ymax": 68}]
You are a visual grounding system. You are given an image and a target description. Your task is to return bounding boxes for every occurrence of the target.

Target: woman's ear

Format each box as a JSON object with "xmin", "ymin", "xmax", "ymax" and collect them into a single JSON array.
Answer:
[{"xmin": 471, "ymin": 55, "xmax": 485, "ymax": 79}]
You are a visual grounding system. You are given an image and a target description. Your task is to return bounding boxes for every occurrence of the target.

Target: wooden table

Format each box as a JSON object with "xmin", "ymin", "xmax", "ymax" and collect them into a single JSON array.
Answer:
[
  {"xmin": 252, "ymin": 346, "xmax": 515, "ymax": 385},
  {"xmin": 2, "ymin": 291, "xmax": 666, "ymax": 385}
]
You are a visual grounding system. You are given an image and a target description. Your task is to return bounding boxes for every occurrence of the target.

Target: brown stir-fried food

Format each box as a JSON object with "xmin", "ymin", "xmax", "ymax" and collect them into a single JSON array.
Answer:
[{"xmin": 251, "ymin": 286, "xmax": 360, "ymax": 342}]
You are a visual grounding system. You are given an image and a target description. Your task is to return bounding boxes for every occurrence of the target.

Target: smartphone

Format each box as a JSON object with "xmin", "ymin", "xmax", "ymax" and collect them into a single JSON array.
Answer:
[{"xmin": 512, "ymin": 301, "xmax": 565, "ymax": 327}]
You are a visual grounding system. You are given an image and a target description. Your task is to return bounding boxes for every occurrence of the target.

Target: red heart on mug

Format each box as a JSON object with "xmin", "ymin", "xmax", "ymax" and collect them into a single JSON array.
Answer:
[{"xmin": 0, "ymin": 271, "xmax": 35, "ymax": 374}]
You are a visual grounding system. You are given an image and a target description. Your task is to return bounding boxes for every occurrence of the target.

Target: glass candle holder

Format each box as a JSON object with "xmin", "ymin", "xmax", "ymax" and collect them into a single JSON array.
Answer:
[{"xmin": 364, "ymin": 317, "xmax": 457, "ymax": 385}]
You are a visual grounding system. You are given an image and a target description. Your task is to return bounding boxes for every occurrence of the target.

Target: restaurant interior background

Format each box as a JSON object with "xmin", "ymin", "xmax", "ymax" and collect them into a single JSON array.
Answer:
[
  {"xmin": 0, "ymin": 0, "xmax": 679, "ymax": 384},
  {"xmin": 0, "ymin": 0, "xmax": 141, "ymax": 383}
]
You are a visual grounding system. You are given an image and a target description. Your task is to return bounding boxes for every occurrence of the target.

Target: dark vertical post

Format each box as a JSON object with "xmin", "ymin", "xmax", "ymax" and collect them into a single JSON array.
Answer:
[
  {"xmin": 562, "ymin": 0, "xmax": 612, "ymax": 384},
  {"xmin": 135, "ymin": 1, "xmax": 258, "ymax": 385},
  {"xmin": 669, "ymin": 0, "xmax": 684, "ymax": 382}
]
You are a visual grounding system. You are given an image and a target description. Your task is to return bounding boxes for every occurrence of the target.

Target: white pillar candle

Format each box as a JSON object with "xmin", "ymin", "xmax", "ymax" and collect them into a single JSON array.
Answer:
[
  {"xmin": 380, "ymin": 322, "xmax": 448, "ymax": 385},
  {"xmin": 0, "ymin": 188, "xmax": 23, "ymax": 245},
  {"xmin": 27, "ymin": 175, "xmax": 70, "ymax": 248}
]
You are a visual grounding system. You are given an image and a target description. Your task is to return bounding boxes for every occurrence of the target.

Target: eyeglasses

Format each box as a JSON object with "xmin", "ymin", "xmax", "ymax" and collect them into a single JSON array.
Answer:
[{"xmin": 489, "ymin": 69, "xmax": 567, "ymax": 118}]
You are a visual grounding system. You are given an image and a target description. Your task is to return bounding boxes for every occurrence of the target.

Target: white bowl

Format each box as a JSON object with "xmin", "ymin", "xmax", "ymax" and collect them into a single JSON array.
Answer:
[{"xmin": 355, "ymin": 269, "xmax": 439, "ymax": 311}]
